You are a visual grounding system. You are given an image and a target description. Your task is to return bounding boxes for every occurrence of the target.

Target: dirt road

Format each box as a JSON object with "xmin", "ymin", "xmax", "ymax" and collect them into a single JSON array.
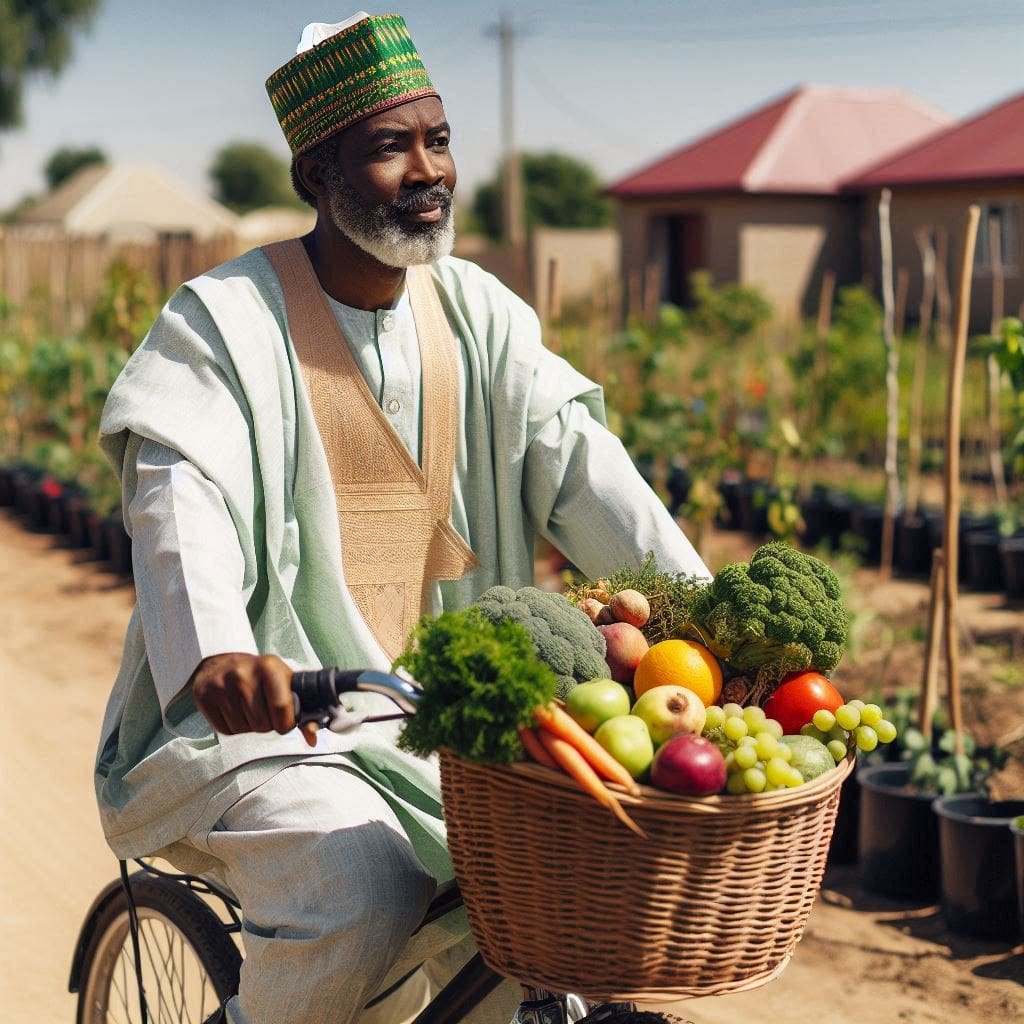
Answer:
[{"xmin": 1, "ymin": 510, "xmax": 1021, "ymax": 1023}]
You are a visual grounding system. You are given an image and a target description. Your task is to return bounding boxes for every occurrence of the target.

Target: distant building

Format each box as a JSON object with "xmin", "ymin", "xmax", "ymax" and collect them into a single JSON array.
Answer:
[
  {"xmin": 607, "ymin": 85, "xmax": 951, "ymax": 323},
  {"xmin": 848, "ymin": 91, "xmax": 1024, "ymax": 330},
  {"xmin": 17, "ymin": 162, "xmax": 239, "ymax": 241}
]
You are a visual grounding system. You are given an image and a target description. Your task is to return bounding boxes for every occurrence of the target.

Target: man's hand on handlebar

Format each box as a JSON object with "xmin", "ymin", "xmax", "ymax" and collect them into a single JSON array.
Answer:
[{"xmin": 190, "ymin": 653, "xmax": 319, "ymax": 747}]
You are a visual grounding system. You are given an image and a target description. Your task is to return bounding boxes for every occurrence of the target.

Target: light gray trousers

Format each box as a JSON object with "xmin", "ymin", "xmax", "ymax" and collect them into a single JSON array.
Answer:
[{"xmin": 175, "ymin": 761, "xmax": 520, "ymax": 1024}]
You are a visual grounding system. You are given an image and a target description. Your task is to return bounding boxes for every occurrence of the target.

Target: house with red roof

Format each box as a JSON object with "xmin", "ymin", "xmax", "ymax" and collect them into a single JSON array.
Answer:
[
  {"xmin": 607, "ymin": 85, "xmax": 951, "ymax": 321},
  {"xmin": 847, "ymin": 91, "xmax": 1024, "ymax": 330}
]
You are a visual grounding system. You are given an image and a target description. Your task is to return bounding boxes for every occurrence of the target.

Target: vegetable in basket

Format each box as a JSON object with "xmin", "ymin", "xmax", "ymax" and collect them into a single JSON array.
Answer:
[
  {"xmin": 474, "ymin": 585, "xmax": 611, "ymax": 699},
  {"xmin": 687, "ymin": 542, "xmax": 848, "ymax": 695},
  {"xmin": 395, "ymin": 607, "xmax": 556, "ymax": 763}
]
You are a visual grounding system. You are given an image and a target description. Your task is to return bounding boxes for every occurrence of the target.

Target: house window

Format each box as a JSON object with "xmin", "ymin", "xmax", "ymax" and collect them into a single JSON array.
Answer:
[{"xmin": 974, "ymin": 203, "xmax": 1018, "ymax": 273}]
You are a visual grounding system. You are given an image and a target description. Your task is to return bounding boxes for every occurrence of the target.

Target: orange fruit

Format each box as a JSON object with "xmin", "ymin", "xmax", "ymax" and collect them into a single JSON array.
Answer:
[{"xmin": 633, "ymin": 639, "xmax": 723, "ymax": 706}]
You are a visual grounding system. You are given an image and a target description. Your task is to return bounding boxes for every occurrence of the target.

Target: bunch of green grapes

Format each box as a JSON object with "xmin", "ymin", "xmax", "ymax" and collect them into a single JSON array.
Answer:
[
  {"xmin": 703, "ymin": 703, "xmax": 805, "ymax": 794},
  {"xmin": 799, "ymin": 700, "xmax": 898, "ymax": 761}
]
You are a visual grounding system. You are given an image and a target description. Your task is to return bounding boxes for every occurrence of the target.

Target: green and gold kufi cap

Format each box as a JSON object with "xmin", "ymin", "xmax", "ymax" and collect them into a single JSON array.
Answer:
[{"xmin": 266, "ymin": 13, "xmax": 438, "ymax": 157}]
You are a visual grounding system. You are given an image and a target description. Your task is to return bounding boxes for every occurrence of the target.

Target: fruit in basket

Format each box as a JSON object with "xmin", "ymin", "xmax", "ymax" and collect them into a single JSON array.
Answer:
[
  {"xmin": 631, "ymin": 684, "xmax": 706, "ymax": 747},
  {"xmin": 596, "ymin": 621, "xmax": 649, "ymax": 685},
  {"xmin": 564, "ymin": 678, "xmax": 632, "ymax": 733},
  {"xmin": 762, "ymin": 671, "xmax": 845, "ymax": 735},
  {"xmin": 608, "ymin": 589, "xmax": 651, "ymax": 628},
  {"xmin": 594, "ymin": 714, "xmax": 655, "ymax": 780},
  {"xmin": 779, "ymin": 734, "xmax": 837, "ymax": 781},
  {"xmin": 801, "ymin": 701, "xmax": 899, "ymax": 758},
  {"xmin": 650, "ymin": 734, "xmax": 727, "ymax": 795},
  {"xmin": 633, "ymin": 638, "xmax": 723, "ymax": 706}
]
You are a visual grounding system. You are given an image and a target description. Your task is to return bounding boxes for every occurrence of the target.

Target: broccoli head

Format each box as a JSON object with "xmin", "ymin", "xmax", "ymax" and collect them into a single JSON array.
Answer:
[
  {"xmin": 689, "ymin": 541, "xmax": 848, "ymax": 687},
  {"xmin": 474, "ymin": 585, "xmax": 611, "ymax": 698}
]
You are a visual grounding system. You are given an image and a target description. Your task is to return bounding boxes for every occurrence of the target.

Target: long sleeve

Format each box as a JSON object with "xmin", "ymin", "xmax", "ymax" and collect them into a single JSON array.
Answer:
[
  {"xmin": 523, "ymin": 399, "xmax": 711, "ymax": 581},
  {"xmin": 127, "ymin": 438, "xmax": 259, "ymax": 714}
]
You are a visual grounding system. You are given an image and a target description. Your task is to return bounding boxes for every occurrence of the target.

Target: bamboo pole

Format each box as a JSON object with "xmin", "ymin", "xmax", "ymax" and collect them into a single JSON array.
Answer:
[
  {"xmin": 918, "ymin": 549, "xmax": 945, "ymax": 737},
  {"xmin": 935, "ymin": 226, "xmax": 952, "ymax": 349},
  {"xmin": 878, "ymin": 189, "xmax": 900, "ymax": 578},
  {"xmin": 987, "ymin": 213, "xmax": 1008, "ymax": 508},
  {"xmin": 907, "ymin": 227, "xmax": 937, "ymax": 519},
  {"xmin": 942, "ymin": 204, "xmax": 981, "ymax": 756}
]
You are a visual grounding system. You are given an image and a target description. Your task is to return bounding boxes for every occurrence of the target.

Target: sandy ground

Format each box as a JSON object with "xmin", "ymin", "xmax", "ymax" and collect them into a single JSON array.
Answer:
[{"xmin": 1, "ymin": 509, "xmax": 1022, "ymax": 1023}]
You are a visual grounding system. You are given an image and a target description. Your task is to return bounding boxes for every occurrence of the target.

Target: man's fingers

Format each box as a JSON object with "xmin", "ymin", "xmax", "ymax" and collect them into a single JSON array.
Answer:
[
  {"xmin": 301, "ymin": 721, "xmax": 319, "ymax": 747},
  {"xmin": 262, "ymin": 668, "xmax": 298, "ymax": 735}
]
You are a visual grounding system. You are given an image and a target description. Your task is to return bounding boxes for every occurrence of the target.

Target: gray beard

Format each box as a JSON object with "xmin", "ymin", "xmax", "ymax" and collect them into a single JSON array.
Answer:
[{"xmin": 324, "ymin": 166, "xmax": 455, "ymax": 268}]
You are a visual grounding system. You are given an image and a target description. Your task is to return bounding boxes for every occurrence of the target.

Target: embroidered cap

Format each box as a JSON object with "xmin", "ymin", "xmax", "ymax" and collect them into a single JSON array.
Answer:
[{"xmin": 266, "ymin": 12, "xmax": 438, "ymax": 157}]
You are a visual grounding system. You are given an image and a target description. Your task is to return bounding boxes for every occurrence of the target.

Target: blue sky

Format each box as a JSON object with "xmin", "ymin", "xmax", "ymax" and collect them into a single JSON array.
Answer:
[{"xmin": 1, "ymin": 0, "xmax": 1021, "ymax": 208}]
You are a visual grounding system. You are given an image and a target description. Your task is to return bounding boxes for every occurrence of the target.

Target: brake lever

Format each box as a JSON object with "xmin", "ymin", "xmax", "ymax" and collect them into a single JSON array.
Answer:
[{"xmin": 292, "ymin": 668, "xmax": 423, "ymax": 732}]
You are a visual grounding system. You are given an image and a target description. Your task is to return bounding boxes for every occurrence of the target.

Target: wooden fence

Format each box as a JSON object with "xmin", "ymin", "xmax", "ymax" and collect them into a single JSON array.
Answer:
[{"xmin": 0, "ymin": 227, "xmax": 242, "ymax": 336}]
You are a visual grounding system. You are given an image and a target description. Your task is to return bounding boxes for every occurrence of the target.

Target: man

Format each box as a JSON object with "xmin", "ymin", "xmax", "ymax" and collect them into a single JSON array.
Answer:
[{"xmin": 96, "ymin": 12, "xmax": 709, "ymax": 1024}]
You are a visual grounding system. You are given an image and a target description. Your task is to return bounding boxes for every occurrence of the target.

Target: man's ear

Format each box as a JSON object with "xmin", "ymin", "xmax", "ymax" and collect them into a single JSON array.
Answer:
[{"xmin": 295, "ymin": 153, "xmax": 327, "ymax": 201}]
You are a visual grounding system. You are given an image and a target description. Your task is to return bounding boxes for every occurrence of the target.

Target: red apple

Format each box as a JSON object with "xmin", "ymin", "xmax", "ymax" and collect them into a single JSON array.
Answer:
[
  {"xmin": 650, "ymin": 734, "xmax": 727, "ymax": 796},
  {"xmin": 597, "ymin": 621, "xmax": 649, "ymax": 685}
]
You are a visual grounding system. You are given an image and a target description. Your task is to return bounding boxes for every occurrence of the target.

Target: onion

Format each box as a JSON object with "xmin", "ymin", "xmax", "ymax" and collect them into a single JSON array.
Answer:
[{"xmin": 650, "ymin": 734, "xmax": 727, "ymax": 796}]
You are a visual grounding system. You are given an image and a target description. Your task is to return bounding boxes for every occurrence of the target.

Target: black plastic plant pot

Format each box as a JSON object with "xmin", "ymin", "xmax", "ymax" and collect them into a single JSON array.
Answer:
[
  {"xmin": 828, "ymin": 764, "xmax": 861, "ymax": 865},
  {"xmin": 849, "ymin": 502, "xmax": 885, "ymax": 566},
  {"xmin": 716, "ymin": 473, "xmax": 742, "ymax": 530},
  {"xmin": 857, "ymin": 763, "xmax": 941, "ymax": 901},
  {"xmin": 964, "ymin": 530, "xmax": 1005, "ymax": 593},
  {"xmin": 895, "ymin": 513, "xmax": 934, "ymax": 578},
  {"xmin": 1000, "ymin": 537, "xmax": 1024, "ymax": 602},
  {"xmin": 932, "ymin": 795, "xmax": 1024, "ymax": 940},
  {"xmin": 736, "ymin": 478, "xmax": 773, "ymax": 537},
  {"xmin": 0, "ymin": 464, "xmax": 20, "ymax": 506},
  {"xmin": 666, "ymin": 464, "xmax": 691, "ymax": 516},
  {"xmin": 799, "ymin": 491, "xmax": 832, "ymax": 548},
  {"xmin": 103, "ymin": 513, "xmax": 133, "ymax": 576},
  {"xmin": 1012, "ymin": 818, "xmax": 1024, "ymax": 938}
]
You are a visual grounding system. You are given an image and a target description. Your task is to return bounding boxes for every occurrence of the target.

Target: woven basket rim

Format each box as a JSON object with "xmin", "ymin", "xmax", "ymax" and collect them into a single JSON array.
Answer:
[{"xmin": 443, "ymin": 750, "xmax": 855, "ymax": 815}]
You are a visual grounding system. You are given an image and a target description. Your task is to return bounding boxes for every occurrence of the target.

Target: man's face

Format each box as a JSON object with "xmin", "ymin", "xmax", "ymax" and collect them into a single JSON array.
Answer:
[{"xmin": 322, "ymin": 96, "xmax": 457, "ymax": 268}]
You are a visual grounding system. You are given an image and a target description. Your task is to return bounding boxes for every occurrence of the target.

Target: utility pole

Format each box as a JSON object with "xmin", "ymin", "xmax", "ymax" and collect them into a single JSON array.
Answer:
[{"xmin": 488, "ymin": 12, "xmax": 525, "ymax": 250}]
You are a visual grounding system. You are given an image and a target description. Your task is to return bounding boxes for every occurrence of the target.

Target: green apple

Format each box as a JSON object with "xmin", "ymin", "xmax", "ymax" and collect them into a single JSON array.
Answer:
[
  {"xmin": 594, "ymin": 715, "xmax": 656, "ymax": 781},
  {"xmin": 631, "ymin": 684, "xmax": 707, "ymax": 747},
  {"xmin": 564, "ymin": 678, "xmax": 632, "ymax": 733}
]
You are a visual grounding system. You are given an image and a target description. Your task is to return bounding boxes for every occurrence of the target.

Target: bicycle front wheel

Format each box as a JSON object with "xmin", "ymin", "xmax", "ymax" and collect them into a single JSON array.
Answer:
[{"xmin": 77, "ymin": 873, "xmax": 241, "ymax": 1024}]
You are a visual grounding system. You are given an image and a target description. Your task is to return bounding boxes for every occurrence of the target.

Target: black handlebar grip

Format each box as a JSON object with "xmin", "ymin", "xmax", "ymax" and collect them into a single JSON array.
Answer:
[{"xmin": 291, "ymin": 667, "xmax": 363, "ymax": 715}]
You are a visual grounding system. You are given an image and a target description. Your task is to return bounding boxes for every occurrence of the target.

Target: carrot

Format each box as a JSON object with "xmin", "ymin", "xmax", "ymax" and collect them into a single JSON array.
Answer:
[
  {"xmin": 533, "ymin": 701, "xmax": 641, "ymax": 796},
  {"xmin": 536, "ymin": 728, "xmax": 647, "ymax": 838},
  {"xmin": 518, "ymin": 726, "xmax": 559, "ymax": 769}
]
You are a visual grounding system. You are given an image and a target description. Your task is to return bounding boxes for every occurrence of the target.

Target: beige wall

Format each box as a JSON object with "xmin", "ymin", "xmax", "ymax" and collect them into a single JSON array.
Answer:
[
  {"xmin": 616, "ymin": 194, "xmax": 860, "ymax": 323},
  {"xmin": 859, "ymin": 183, "xmax": 1024, "ymax": 333},
  {"xmin": 530, "ymin": 227, "xmax": 619, "ymax": 323}
]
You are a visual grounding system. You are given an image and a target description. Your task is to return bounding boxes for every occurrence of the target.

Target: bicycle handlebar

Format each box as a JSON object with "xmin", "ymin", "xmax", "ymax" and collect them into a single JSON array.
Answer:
[{"xmin": 290, "ymin": 668, "xmax": 423, "ymax": 731}]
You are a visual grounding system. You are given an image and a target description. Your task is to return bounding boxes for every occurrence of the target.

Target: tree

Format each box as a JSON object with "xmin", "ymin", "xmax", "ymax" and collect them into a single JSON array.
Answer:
[
  {"xmin": 209, "ymin": 142, "xmax": 301, "ymax": 213},
  {"xmin": 0, "ymin": 1, "xmax": 102, "ymax": 130},
  {"xmin": 471, "ymin": 151, "xmax": 613, "ymax": 241},
  {"xmin": 44, "ymin": 145, "xmax": 106, "ymax": 189}
]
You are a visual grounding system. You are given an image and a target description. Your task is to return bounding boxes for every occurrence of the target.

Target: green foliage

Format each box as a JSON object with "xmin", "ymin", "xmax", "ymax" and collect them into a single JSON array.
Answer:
[
  {"xmin": 470, "ymin": 151, "xmax": 612, "ymax": 241},
  {"xmin": 394, "ymin": 607, "xmax": 557, "ymax": 763},
  {"xmin": 209, "ymin": 141, "xmax": 302, "ymax": 213},
  {"xmin": 0, "ymin": 0, "xmax": 101, "ymax": 129},
  {"xmin": 474, "ymin": 586, "xmax": 610, "ymax": 699},
  {"xmin": 43, "ymin": 145, "xmax": 106, "ymax": 189},
  {"xmin": 86, "ymin": 258, "xmax": 161, "ymax": 349},
  {"xmin": 688, "ymin": 271, "xmax": 773, "ymax": 343},
  {"xmin": 688, "ymin": 542, "xmax": 849, "ymax": 687}
]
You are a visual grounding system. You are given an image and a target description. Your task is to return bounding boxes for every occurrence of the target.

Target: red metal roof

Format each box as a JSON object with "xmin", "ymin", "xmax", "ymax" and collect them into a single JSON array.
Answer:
[
  {"xmin": 848, "ymin": 91, "xmax": 1024, "ymax": 187},
  {"xmin": 607, "ymin": 85, "xmax": 951, "ymax": 198}
]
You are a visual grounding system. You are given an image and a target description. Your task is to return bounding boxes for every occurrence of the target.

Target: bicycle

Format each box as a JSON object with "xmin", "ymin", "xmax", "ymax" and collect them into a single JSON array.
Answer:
[{"xmin": 70, "ymin": 668, "xmax": 685, "ymax": 1024}]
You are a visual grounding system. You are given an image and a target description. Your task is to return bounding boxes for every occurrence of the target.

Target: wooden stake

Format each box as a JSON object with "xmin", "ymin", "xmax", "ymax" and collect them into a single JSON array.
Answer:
[
  {"xmin": 919, "ymin": 548, "xmax": 944, "ymax": 738},
  {"xmin": 906, "ymin": 227, "xmax": 936, "ymax": 518},
  {"xmin": 816, "ymin": 269, "xmax": 836, "ymax": 341},
  {"xmin": 546, "ymin": 257, "xmax": 562, "ymax": 353},
  {"xmin": 987, "ymin": 213, "xmax": 1008, "ymax": 508},
  {"xmin": 878, "ymin": 189, "xmax": 900, "ymax": 578},
  {"xmin": 935, "ymin": 226, "xmax": 952, "ymax": 349},
  {"xmin": 943, "ymin": 205, "xmax": 981, "ymax": 757},
  {"xmin": 643, "ymin": 261, "xmax": 661, "ymax": 326},
  {"xmin": 627, "ymin": 269, "xmax": 642, "ymax": 325}
]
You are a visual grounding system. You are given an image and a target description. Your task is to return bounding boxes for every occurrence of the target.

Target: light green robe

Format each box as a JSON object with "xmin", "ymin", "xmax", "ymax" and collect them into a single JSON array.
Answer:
[{"xmin": 96, "ymin": 249, "xmax": 607, "ymax": 865}]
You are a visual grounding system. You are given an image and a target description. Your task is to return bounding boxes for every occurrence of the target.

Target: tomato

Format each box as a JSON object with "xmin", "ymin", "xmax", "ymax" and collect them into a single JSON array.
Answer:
[{"xmin": 762, "ymin": 672, "xmax": 845, "ymax": 735}]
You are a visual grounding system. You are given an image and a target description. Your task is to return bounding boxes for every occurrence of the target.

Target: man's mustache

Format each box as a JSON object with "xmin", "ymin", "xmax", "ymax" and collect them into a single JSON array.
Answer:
[{"xmin": 390, "ymin": 184, "xmax": 453, "ymax": 215}]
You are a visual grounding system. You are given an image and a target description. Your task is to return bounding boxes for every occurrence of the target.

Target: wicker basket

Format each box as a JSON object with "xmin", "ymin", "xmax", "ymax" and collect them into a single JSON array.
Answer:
[{"xmin": 439, "ymin": 751, "xmax": 854, "ymax": 1002}]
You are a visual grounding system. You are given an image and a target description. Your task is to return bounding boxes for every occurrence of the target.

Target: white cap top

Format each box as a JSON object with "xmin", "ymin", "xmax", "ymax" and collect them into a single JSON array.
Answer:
[{"xmin": 296, "ymin": 12, "xmax": 371, "ymax": 54}]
